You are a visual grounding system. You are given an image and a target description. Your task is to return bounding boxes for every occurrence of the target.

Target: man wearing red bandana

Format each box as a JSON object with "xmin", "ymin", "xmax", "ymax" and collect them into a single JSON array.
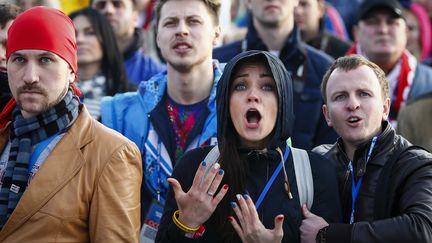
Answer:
[
  {"xmin": 346, "ymin": 0, "xmax": 432, "ymax": 126},
  {"xmin": 0, "ymin": 7, "xmax": 142, "ymax": 242}
]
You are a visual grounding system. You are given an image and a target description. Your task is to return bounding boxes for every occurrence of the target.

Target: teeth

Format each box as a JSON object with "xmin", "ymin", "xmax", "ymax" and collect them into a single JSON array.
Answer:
[
  {"xmin": 176, "ymin": 44, "xmax": 189, "ymax": 49},
  {"xmin": 348, "ymin": 117, "xmax": 359, "ymax": 122}
]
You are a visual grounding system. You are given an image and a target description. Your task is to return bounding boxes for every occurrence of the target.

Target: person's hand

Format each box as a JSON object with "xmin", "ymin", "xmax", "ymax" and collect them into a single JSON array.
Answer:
[
  {"xmin": 300, "ymin": 204, "xmax": 329, "ymax": 243},
  {"xmin": 168, "ymin": 161, "xmax": 229, "ymax": 228},
  {"xmin": 229, "ymin": 194, "xmax": 284, "ymax": 243}
]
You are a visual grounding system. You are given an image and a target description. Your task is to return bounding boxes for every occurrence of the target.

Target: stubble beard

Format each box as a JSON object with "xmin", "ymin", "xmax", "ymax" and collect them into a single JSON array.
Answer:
[{"xmin": 16, "ymin": 84, "xmax": 69, "ymax": 117}]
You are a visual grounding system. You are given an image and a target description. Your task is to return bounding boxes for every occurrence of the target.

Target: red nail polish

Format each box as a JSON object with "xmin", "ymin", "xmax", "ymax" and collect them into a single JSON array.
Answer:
[
  {"xmin": 277, "ymin": 215, "xmax": 284, "ymax": 221},
  {"xmin": 228, "ymin": 216, "xmax": 233, "ymax": 222},
  {"xmin": 223, "ymin": 184, "xmax": 229, "ymax": 190}
]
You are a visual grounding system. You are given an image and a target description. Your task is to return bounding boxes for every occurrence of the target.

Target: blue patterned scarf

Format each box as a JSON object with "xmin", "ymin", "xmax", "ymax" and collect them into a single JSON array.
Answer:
[{"xmin": 0, "ymin": 89, "xmax": 79, "ymax": 228}]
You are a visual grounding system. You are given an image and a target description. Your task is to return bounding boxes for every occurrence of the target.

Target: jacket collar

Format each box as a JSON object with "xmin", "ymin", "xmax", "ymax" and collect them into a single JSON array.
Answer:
[
  {"xmin": 245, "ymin": 20, "xmax": 304, "ymax": 60},
  {"xmin": 335, "ymin": 121, "xmax": 396, "ymax": 177},
  {"xmin": 0, "ymin": 106, "xmax": 94, "ymax": 239},
  {"xmin": 137, "ymin": 60, "xmax": 223, "ymax": 116}
]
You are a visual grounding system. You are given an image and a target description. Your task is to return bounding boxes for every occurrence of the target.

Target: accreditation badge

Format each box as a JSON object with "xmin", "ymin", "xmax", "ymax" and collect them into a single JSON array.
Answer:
[{"xmin": 140, "ymin": 199, "xmax": 164, "ymax": 242}]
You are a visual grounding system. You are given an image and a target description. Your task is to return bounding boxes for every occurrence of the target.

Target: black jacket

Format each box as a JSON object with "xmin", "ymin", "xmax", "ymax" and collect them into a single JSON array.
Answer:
[
  {"xmin": 314, "ymin": 121, "xmax": 432, "ymax": 242},
  {"xmin": 213, "ymin": 24, "xmax": 338, "ymax": 150},
  {"xmin": 156, "ymin": 146, "xmax": 341, "ymax": 243}
]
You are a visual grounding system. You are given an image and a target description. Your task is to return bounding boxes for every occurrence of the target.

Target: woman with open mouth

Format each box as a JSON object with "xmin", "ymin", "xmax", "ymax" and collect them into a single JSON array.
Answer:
[{"xmin": 156, "ymin": 50, "xmax": 341, "ymax": 243}]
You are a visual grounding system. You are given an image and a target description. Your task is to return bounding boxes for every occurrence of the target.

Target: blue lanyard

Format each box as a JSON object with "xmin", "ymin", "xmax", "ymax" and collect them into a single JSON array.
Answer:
[
  {"xmin": 28, "ymin": 132, "xmax": 59, "ymax": 173},
  {"xmin": 255, "ymin": 143, "xmax": 290, "ymax": 210},
  {"xmin": 156, "ymin": 138, "xmax": 162, "ymax": 202},
  {"xmin": 349, "ymin": 136, "xmax": 377, "ymax": 224}
]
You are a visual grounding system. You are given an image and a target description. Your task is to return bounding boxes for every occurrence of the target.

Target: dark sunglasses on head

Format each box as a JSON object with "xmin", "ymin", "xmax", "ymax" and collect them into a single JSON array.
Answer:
[{"xmin": 94, "ymin": 0, "xmax": 124, "ymax": 10}]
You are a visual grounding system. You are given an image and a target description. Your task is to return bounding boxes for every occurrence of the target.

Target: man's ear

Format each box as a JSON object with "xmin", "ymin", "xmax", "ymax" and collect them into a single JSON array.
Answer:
[
  {"xmin": 68, "ymin": 67, "xmax": 76, "ymax": 84},
  {"xmin": 382, "ymin": 97, "xmax": 390, "ymax": 121},
  {"xmin": 323, "ymin": 104, "xmax": 332, "ymax": 127},
  {"xmin": 212, "ymin": 26, "xmax": 222, "ymax": 47}
]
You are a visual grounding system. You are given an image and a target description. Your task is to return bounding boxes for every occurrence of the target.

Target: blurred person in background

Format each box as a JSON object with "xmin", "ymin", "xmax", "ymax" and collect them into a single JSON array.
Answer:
[
  {"xmin": 397, "ymin": 90, "xmax": 432, "ymax": 152},
  {"xmin": 70, "ymin": 7, "xmax": 129, "ymax": 120},
  {"xmin": 91, "ymin": 0, "xmax": 165, "ymax": 86},
  {"xmin": 347, "ymin": 0, "xmax": 432, "ymax": 125},
  {"xmin": 412, "ymin": 0, "xmax": 432, "ymax": 18},
  {"xmin": 325, "ymin": 0, "xmax": 362, "ymax": 39},
  {"xmin": 403, "ymin": 3, "xmax": 431, "ymax": 64},
  {"xmin": 294, "ymin": 0, "xmax": 351, "ymax": 59},
  {"xmin": 14, "ymin": 0, "xmax": 60, "ymax": 10},
  {"xmin": 136, "ymin": 0, "xmax": 151, "ymax": 29},
  {"xmin": 0, "ymin": 3, "xmax": 20, "ymax": 110}
]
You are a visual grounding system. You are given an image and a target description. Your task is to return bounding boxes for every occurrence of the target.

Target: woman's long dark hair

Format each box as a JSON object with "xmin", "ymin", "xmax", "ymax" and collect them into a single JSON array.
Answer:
[
  {"xmin": 212, "ymin": 51, "xmax": 294, "ymax": 242},
  {"xmin": 69, "ymin": 7, "xmax": 128, "ymax": 95}
]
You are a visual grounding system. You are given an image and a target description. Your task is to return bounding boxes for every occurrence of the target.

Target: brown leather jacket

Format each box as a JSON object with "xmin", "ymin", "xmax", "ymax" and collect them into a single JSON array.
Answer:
[{"xmin": 0, "ymin": 106, "xmax": 142, "ymax": 242}]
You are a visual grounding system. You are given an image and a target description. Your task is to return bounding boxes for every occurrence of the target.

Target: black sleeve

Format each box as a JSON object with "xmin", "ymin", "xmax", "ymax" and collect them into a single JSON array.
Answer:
[
  {"xmin": 155, "ymin": 147, "xmax": 211, "ymax": 243},
  {"xmin": 308, "ymin": 151, "xmax": 342, "ymax": 223},
  {"xmin": 327, "ymin": 149, "xmax": 432, "ymax": 243}
]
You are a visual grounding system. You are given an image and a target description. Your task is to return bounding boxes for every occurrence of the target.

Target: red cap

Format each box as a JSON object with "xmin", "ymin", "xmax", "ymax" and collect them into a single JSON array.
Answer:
[{"xmin": 6, "ymin": 6, "xmax": 77, "ymax": 76}]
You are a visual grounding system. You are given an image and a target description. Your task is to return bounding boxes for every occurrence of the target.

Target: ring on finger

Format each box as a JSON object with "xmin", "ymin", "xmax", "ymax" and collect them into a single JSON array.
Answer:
[{"xmin": 207, "ymin": 191, "xmax": 215, "ymax": 197}]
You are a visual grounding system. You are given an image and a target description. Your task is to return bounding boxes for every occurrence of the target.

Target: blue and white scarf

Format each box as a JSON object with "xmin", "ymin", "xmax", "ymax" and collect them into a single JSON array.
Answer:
[{"xmin": 0, "ymin": 89, "xmax": 79, "ymax": 228}]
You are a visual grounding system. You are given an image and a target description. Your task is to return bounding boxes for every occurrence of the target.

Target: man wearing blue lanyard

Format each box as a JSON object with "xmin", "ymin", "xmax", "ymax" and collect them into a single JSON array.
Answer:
[
  {"xmin": 0, "ymin": 7, "xmax": 142, "ymax": 241},
  {"xmin": 100, "ymin": 0, "xmax": 223, "ymax": 241},
  {"xmin": 299, "ymin": 54, "xmax": 432, "ymax": 243}
]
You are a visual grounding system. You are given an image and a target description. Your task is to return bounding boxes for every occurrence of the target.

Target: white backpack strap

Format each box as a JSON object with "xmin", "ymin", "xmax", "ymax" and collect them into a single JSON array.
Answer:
[
  {"xmin": 292, "ymin": 148, "xmax": 314, "ymax": 209},
  {"xmin": 202, "ymin": 145, "xmax": 220, "ymax": 181}
]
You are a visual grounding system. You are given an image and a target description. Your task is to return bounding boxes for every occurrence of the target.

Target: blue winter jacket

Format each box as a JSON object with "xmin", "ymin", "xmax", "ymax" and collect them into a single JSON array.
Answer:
[
  {"xmin": 124, "ymin": 48, "xmax": 166, "ymax": 86},
  {"xmin": 101, "ymin": 61, "xmax": 223, "ymax": 220},
  {"xmin": 123, "ymin": 29, "xmax": 166, "ymax": 86},
  {"xmin": 213, "ymin": 24, "xmax": 337, "ymax": 149}
]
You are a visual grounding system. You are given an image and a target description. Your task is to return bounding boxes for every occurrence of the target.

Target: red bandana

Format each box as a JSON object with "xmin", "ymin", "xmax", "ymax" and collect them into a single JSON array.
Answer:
[
  {"xmin": 2, "ymin": 6, "xmax": 82, "ymax": 126},
  {"xmin": 7, "ymin": 7, "xmax": 77, "ymax": 75}
]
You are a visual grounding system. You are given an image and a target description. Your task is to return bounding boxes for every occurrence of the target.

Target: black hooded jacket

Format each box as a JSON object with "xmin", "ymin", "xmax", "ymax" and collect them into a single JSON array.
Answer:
[
  {"xmin": 156, "ymin": 51, "xmax": 341, "ymax": 243},
  {"xmin": 214, "ymin": 22, "xmax": 338, "ymax": 150}
]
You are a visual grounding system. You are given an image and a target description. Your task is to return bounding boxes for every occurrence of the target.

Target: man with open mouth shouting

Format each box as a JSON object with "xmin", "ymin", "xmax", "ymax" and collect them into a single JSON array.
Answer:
[{"xmin": 301, "ymin": 55, "xmax": 432, "ymax": 243}]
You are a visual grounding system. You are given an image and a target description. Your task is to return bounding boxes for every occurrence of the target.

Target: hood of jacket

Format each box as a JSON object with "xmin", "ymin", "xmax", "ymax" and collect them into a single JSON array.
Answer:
[{"xmin": 216, "ymin": 50, "xmax": 294, "ymax": 150}]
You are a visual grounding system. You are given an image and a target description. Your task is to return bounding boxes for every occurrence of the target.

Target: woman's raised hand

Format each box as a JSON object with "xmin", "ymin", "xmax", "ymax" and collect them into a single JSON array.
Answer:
[
  {"xmin": 168, "ymin": 161, "xmax": 229, "ymax": 228},
  {"xmin": 229, "ymin": 194, "xmax": 284, "ymax": 243}
]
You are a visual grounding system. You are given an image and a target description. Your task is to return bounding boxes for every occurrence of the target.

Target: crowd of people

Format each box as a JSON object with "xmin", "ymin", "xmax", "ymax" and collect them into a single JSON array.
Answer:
[{"xmin": 0, "ymin": 0, "xmax": 432, "ymax": 242}]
